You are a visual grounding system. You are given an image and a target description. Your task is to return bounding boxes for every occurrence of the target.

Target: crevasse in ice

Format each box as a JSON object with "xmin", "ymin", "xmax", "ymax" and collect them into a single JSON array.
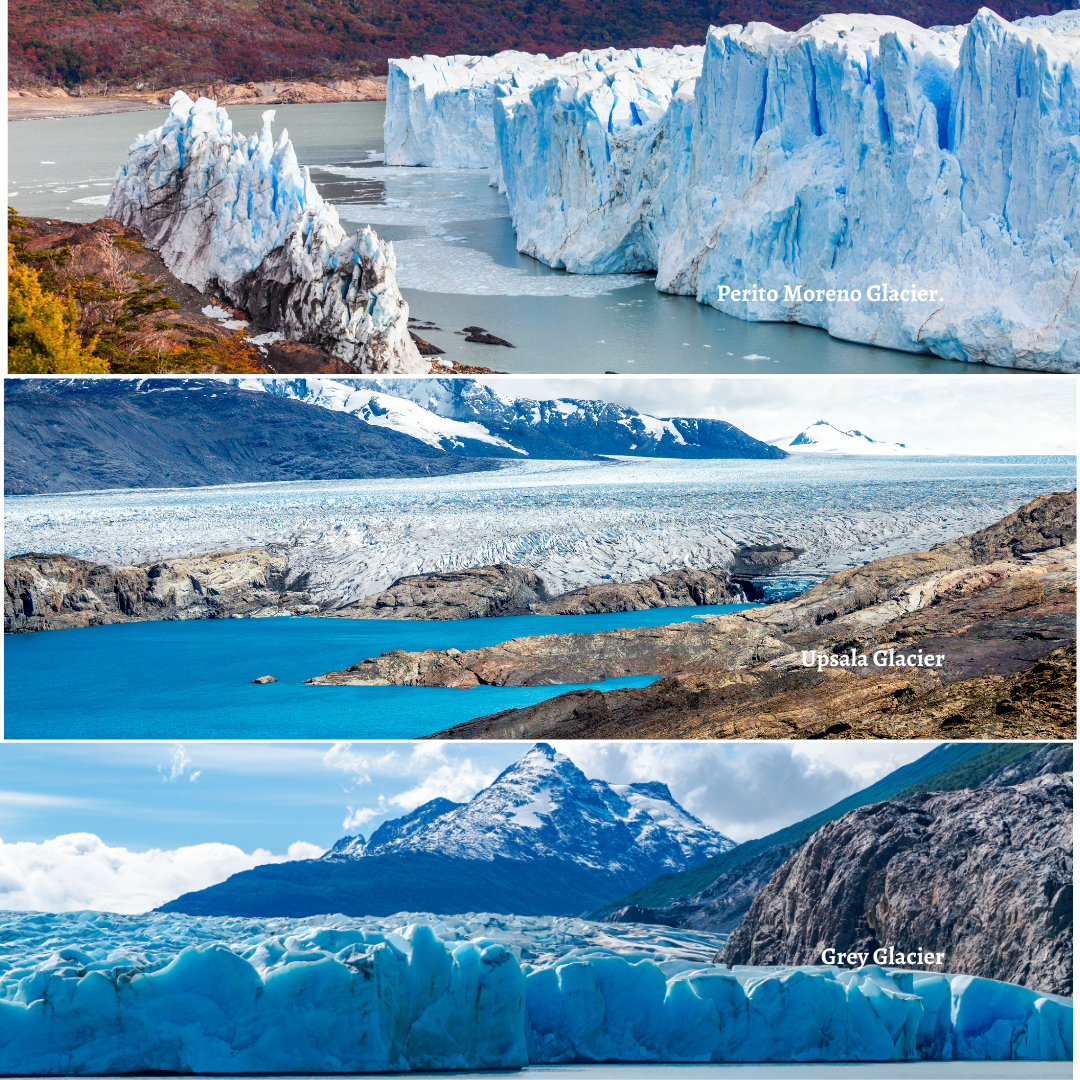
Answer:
[
  {"xmin": 0, "ymin": 910, "xmax": 1070, "ymax": 1072},
  {"xmin": 386, "ymin": 10, "xmax": 1080, "ymax": 370},
  {"xmin": 108, "ymin": 92, "xmax": 426, "ymax": 374}
]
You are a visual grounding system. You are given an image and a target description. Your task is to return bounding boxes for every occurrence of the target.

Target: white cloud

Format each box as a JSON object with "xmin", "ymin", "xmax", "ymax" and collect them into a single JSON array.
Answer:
[
  {"xmin": 159, "ymin": 743, "xmax": 200, "ymax": 783},
  {"xmin": 0, "ymin": 791, "xmax": 98, "ymax": 808},
  {"xmin": 553, "ymin": 741, "xmax": 933, "ymax": 844},
  {"xmin": 0, "ymin": 834, "xmax": 324, "ymax": 914},
  {"xmin": 343, "ymin": 799, "xmax": 387, "ymax": 831},
  {"xmin": 389, "ymin": 759, "xmax": 497, "ymax": 813},
  {"xmin": 328, "ymin": 744, "xmax": 499, "ymax": 834}
]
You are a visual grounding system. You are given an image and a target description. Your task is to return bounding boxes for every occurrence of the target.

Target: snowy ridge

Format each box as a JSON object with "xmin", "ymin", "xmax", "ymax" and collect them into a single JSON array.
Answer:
[
  {"xmin": 385, "ymin": 46, "xmax": 703, "ymax": 171},
  {"xmin": 239, "ymin": 376, "xmax": 784, "ymax": 460},
  {"xmin": 325, "ymin": 743, "xmax": 734, "ymax": 877},
  {"xmin": 107, "ymin": 93, "xmax": 425, "ymax": 373},
  {"xmin": 0, "ymin": 909, "xmax": 1069, "ymax": 1070},
  {"xmin": 230, "ymin": 377, "xmax": 525, "ymax": 454},
  {"xmin": 388, "ymin": 11, "xmax": 1080, "ymax": 369},
  {"xmin": 772, "ymin": 420, "xmax": 928, "ymax": 455}
]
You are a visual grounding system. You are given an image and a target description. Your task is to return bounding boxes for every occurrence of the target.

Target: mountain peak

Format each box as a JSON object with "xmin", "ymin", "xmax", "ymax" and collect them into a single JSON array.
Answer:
[{"xmin": 323, "ymin": 744, "xmax": 735, "ymax": 879}]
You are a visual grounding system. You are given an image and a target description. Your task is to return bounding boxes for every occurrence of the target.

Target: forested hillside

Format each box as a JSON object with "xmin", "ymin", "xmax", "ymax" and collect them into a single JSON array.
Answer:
[{"xmin": 9, "ymin": 0, "xmax": 1072, "ymax": 88}]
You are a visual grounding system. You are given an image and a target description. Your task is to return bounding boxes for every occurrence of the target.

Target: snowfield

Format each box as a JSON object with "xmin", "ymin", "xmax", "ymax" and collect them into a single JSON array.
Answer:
[
  {"xmin": 0, "ymin": 909, "xmax": 1069, "ymax": 1071},
  {"xmin": 386, "ymin": 11, "xmax": 1080, "ymax": 370},
  {"xmin": 4, "ymin": 457, "xmax": 1071, "ymax": 606}
]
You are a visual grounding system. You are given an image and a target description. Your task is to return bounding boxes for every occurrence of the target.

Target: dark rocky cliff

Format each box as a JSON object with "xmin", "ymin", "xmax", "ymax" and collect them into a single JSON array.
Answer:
[{"xmin": 722, "ymin": 773, "xmax": 1073, "ymax": 996}]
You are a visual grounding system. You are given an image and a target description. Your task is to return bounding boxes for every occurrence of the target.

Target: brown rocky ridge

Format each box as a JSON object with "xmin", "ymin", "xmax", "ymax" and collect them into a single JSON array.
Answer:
[
  {"xmin": 5, "ymin": 558, "xmax": 736, "ymax": 633},
  {"xmin": 4, "ymin": 551, "xmax": 318, "ymax": 632},
  {"xmin": 7, "ymin": 79, "xmax": 386, "ymax": 121},
  {"xmin": 398, "ymin": 490, "xmax": 1077, "ymax": 739},
  {"xmin": 723, "ymin": 771, "xmax": 1073, "ymax": 996}
]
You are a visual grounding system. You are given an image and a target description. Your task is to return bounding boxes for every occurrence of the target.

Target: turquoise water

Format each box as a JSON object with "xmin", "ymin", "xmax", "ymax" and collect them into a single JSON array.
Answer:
[{"xmin": 4, "ymin": 604, "xmax": 756, "ymax": 740}]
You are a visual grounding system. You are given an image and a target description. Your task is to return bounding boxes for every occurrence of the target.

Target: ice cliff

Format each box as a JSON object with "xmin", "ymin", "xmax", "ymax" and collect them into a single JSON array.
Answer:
[
  {"xmin": 388, "ymin": 9, "xmax": 1080, "ymax": 370},
  {"xmin": 385, "ymin": 46, "xmax": 703, "ymax": 170},
  {"xmin": 0, "ymin": 910, "xmax": 1070, "ymax": 1072},
  {"xmin": 108, "ymin": 92, "xmax": 426, "ymax": 373}
]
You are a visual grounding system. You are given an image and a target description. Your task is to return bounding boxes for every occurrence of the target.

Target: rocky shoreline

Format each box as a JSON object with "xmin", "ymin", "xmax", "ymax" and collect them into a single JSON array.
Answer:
[
  {"xmin": 413, "ymin": 491, "xmax": 1076, "ymax": 739},
  {"xmin": 4, "ymin": 556, "xmax": 740, "ymax": 633},
  {"xmin": 4, "ymin": 551, "xmax": 320, "ymax": 633},
  {"xmin": 7, "ymin": 78, "xmax": 386, "ymax": 121}
]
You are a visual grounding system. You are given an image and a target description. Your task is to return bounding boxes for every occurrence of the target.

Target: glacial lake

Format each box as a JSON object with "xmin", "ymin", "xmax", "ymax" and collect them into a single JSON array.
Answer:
[
  {"xmin": 3, "ymin": 603, "xmax": 759, "ymax": 740},
  {"xmin": 7, "ymin": 101, "xmax": 1021, "ymax": 375}
]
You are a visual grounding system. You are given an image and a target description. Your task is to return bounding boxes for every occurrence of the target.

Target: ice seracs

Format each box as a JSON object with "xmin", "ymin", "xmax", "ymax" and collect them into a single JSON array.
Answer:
[
  {"xmin": 0, "ymin": 909, "xmax": 1070, "ymax": 1071},
  {"xmin": 385, "ymin": 46, "xmax": 704, "ymax": 172},
  {"xmin": 108, "ymin": 92, "xmax": 426, "ymax": 373},
  {"xmin": 387, "ymin": 10, "xmax": 1080, "ymax": 370}
]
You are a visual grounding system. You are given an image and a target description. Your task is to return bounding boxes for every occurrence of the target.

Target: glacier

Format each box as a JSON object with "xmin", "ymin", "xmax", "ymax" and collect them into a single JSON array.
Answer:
[
  {"xmin": 0, "ymin": 909, "xmax": 1070, "ymax": 1072},
  {"xmin": 385, "ymin": 46, "xmax": 703, "ymax": 171},
  {"xmin": 387, "ymin": 10, "xmax": 1080, "ymax": 370},
  {"xmin": 6, "ymin": 456, "xmax": 1073, "ymax": 605},
  {"xmin": 107, "ymin": 92, "xmax": 426, "ymax": 374}
]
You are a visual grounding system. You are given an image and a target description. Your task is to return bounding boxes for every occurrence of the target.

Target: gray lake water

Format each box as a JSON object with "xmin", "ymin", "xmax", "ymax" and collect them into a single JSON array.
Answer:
[{"xmin": 8, "ymin": 102, "xmax": 1021, "ymax": 375}]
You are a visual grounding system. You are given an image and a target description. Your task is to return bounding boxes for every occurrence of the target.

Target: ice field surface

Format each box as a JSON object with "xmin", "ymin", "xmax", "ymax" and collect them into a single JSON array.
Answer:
[{"xmin": 6, "ymin": 456, "xmax": 1075, "ymax": 605}]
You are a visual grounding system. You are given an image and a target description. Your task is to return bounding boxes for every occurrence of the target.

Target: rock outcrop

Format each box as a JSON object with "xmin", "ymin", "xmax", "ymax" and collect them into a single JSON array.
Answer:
[
  {"xmin": 308, "ymin": 618, "xmax": 789, "ymax": 689},
  {"xmin": 978, "ymin": 742, "xmax": 1073, "ymax": 787},
  {"xmin": 604, "ymin": 842, "xmax": 800, "ymax": 936},
  {"xmin": 4, "ymin": 551, "xmax": 316, "ymax": 632},
  {"xmin": 328, "ymin": 562, "xmax": 737, "ymax": 621},
  {"xmin": 335, "ymin": 564, "xmax": 548, "ymax": 621},
  {"xmin": 538, "ymin": 568, "xmax": 737, "ymax": 614},
  {"xmin": 723, "ymin": 774, "xmax": 1074, "ymax": 996},
  {"xmin": 419, "ymin": 491, "xmax": 1076, "ymax": 739},
  {"xmin": 107, "ymin": 92, "xmax": 426, "ymax": 373}
]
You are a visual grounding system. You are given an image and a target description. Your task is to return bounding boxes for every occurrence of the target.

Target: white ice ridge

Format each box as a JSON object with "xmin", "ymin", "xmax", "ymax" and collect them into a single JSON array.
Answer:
[
  {"xmin": 384, "ymin": 46, "xmax": 704, "ymax": 170},
  {"xmin": 0, "ymin": 910, "xmax": 1070, "ymax": 1071},
  {"xmin": 387, "ymin": 10, "xmax": 1080, "ymax": 370},
  {"xmin": 107, "ymin": 92, "xmax": 426, "ymax": 374}
]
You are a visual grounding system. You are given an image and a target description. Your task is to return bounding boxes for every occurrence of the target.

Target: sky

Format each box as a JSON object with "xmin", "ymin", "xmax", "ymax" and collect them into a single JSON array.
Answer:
[
  {"xmin": 472, "ymin": 375, "xmax": 1077, "ymax": 456},
  {"xmin": 0, "ymin": 739, "xmax": 937, "ymax": 913}
]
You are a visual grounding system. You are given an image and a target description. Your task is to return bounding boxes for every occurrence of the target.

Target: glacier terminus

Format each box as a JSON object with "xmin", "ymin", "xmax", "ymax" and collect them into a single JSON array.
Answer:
[{"xmin": 385, "ymin": 9, "xmax": 1080, "ymax": 370}]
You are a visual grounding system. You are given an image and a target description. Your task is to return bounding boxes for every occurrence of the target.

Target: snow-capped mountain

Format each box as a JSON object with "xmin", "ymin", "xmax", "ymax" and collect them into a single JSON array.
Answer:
[
  {"xmin": 237, "ymin": 377, "xmax": 786, "ymax": 460},
  {"xmin": 324, "ymin": 743, "xmax": 734, "ymax": 878},
  {"xmin": 232, "ymin": 377, "xmax": 527, "ymax": 456},
  {"xmin": 771, "ymin": 420, "xmax": 929, "ymax": 456}
]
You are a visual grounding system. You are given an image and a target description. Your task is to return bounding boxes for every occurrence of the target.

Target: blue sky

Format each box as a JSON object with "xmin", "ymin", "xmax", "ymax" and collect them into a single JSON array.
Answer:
[{"xmin": 0, "ymin": 740, "xmax": 936, "ymax": 853}]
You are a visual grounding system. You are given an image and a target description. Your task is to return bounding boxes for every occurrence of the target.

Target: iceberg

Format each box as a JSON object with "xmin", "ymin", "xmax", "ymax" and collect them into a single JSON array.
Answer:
[
  {"xmin": 0, "ymin": 910, "xmax": 1070, "ymax": 1072},
  {"xmin": 387, "ymin": 10, "xmax": 1080, "ymax": 370},
  {"xmin": 108, "ymin": 92, "xmax": 427, "ymax": 374}
]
